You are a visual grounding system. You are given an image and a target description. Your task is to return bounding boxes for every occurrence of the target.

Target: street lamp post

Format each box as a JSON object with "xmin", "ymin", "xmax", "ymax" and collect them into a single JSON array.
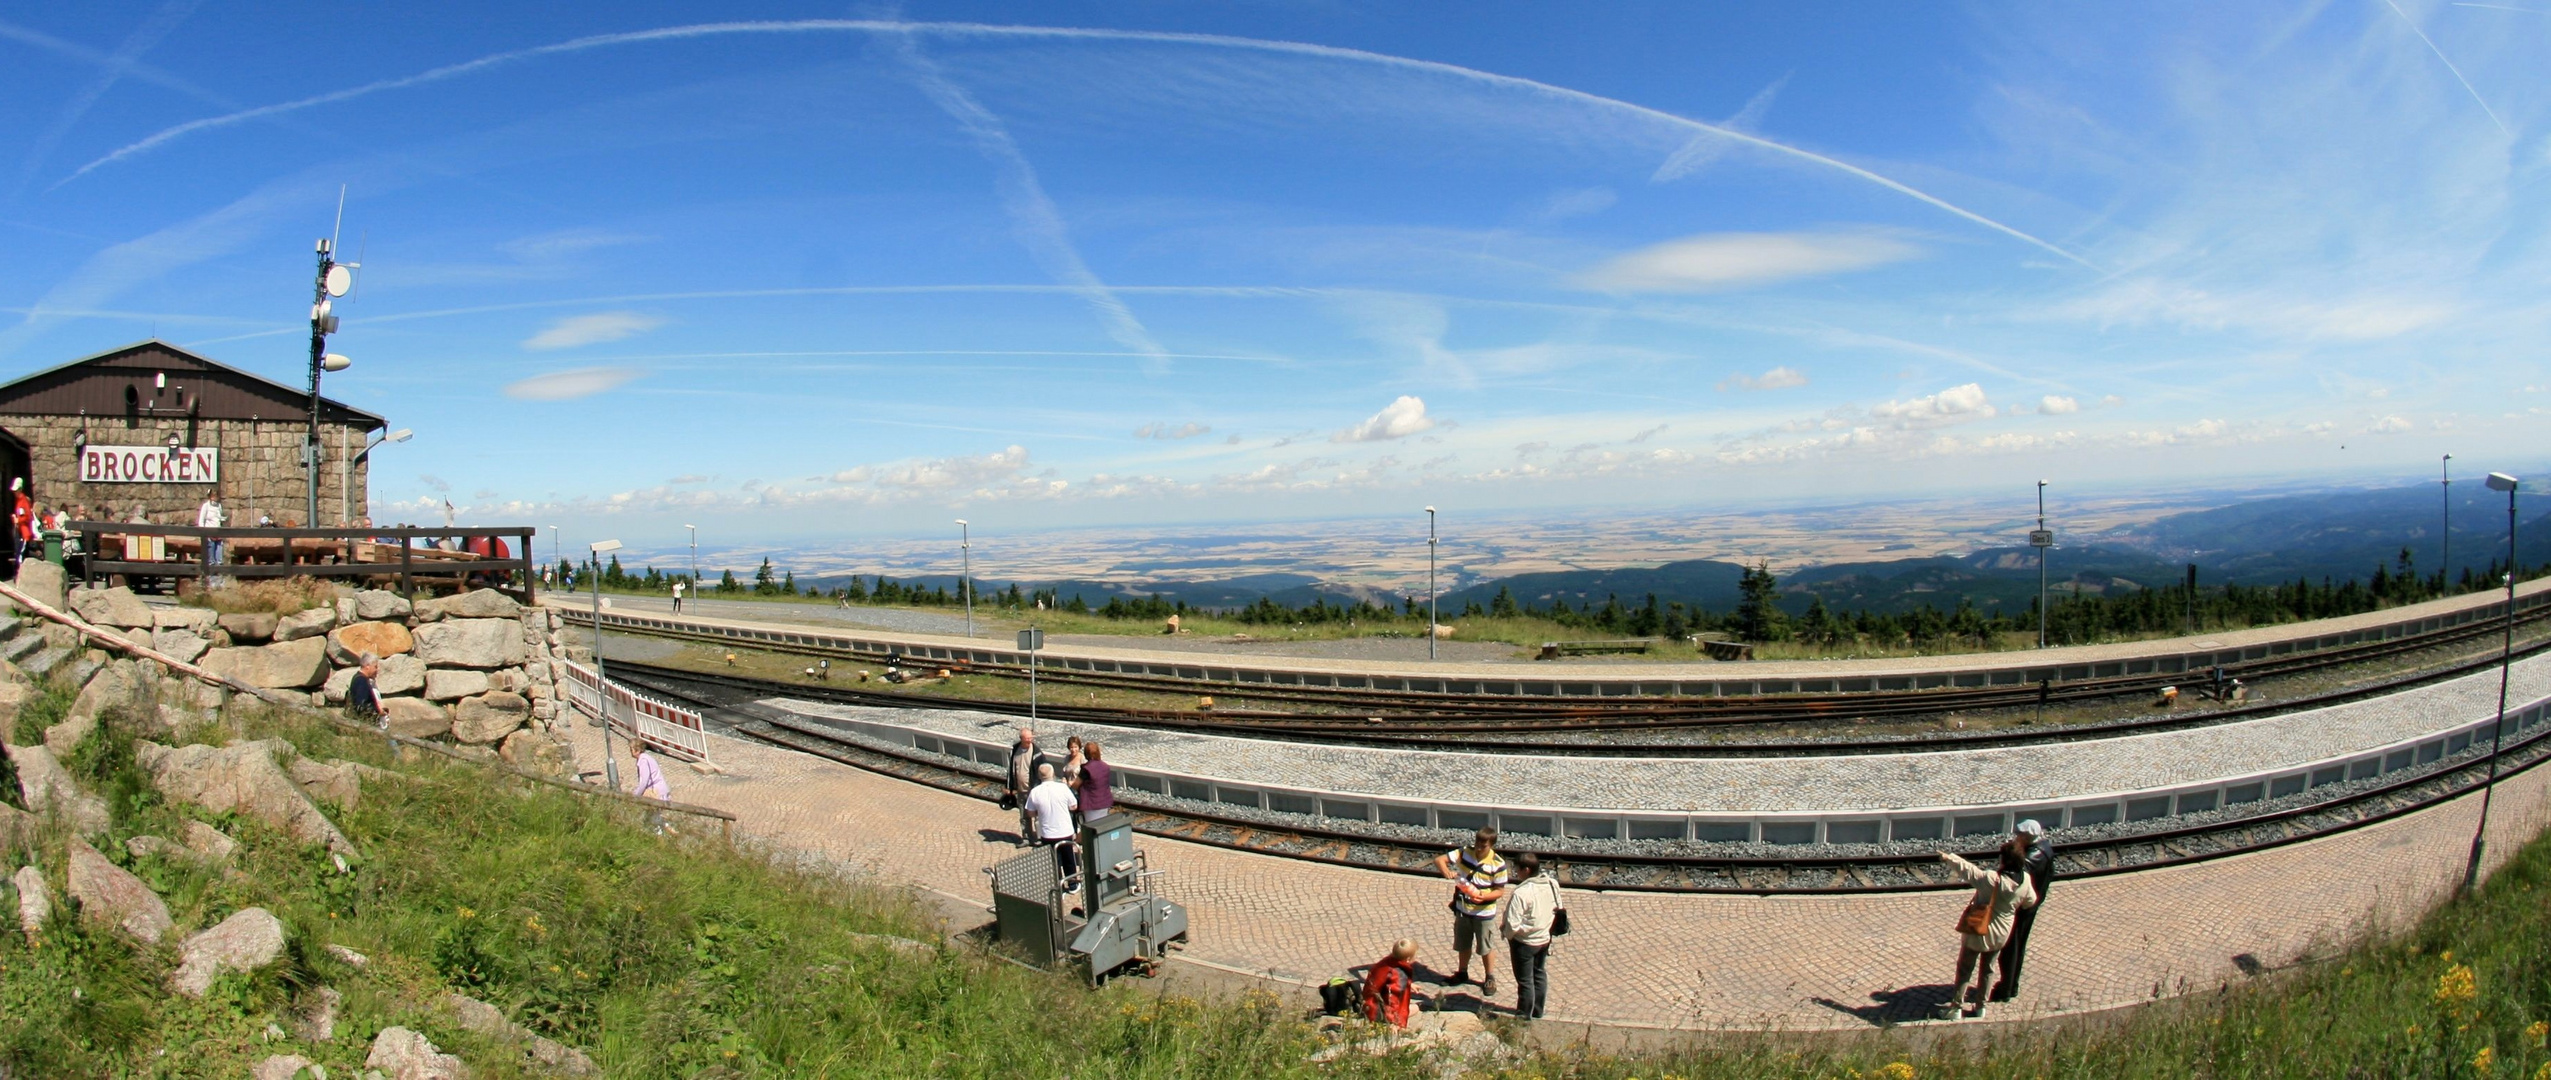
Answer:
[
  {"xmin": 547, "ymin": 525, "xmax": 560, "ymax": 587},
  {"xmin": 2442, "ymin": 454, "xmax": 2453, "ymax": 592},
  {"xmin": 956, "ymin": 519, "xmax": 972, "ymax": 637},
  {"xmin": 685, "ymin": 524, "xmax": 698, "ymax": 596},
  {"xmin": 2033, "ymin": 481, "xmax": 2053, "ymax": 648},
  {"xmin": 344, "ymin": 427, "xmax": 410, "ymax": 525},
  {"xmin": 590, "ymin": 538, "xmax": 625, "ymax": 789},
  {"xmin": 2461, "ymin": 472, "xmax": 2521, "ymax": 894},
  {"xmin": 1425, "ymin": 506, "xmax": 1438, "ymax": 661}
]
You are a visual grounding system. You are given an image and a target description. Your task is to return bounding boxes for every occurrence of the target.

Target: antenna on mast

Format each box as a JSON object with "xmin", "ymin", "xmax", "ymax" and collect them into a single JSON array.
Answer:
[{"xmin": 329, "ymin": 184, "xmax": 347, "ymax": 255}]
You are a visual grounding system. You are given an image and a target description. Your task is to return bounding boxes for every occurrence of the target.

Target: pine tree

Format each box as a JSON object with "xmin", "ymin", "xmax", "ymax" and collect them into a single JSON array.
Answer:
[
  {"xmin": 1490, "ymin": 585, "xmax": 1519, "ymax": 618},
  {"xmin": 754, "ymin": 558, "xmax": 778, "ymax": 595},
  {"xmin": 718, "ymin": 568, "xmax": 739, "ymax": 593},
  {"xmin": 1799, "ymin": 594, "xmax": 1835, "ymax": 647},
  {"xmin": 1733, "ymin": 562, "xmax": 1787, "ymax": 642}
]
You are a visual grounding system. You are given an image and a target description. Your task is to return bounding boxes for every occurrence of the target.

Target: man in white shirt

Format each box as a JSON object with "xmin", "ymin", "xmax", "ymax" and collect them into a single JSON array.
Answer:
[
  {"xmin": 195, "ymin": 492, "xmax": 225, "ymax": 584},
  {"xmin": 671, "ymin": 578, "xmax": 686, "ymax": 614},
  {"xmin": 1499, "ymin": 852, "xmax": 1564, "ymax": 1019},
  {"xmin": 1024, "ymin": 762, "xmax": 1081, "ymax": 885}
]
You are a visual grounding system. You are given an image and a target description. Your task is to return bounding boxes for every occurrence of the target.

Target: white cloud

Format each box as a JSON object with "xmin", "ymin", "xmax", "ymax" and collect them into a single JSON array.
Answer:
[
  {"xmin": 1717, "ymin": 365, "xmax": 1809, "ymax": 392},
  {"xmin": 2036, "ymin": 395, "xmax": 2080, "ymax": 415},
  {"xmin": 1870, "ymin": 383, "xmax": 1997, "ymax": 429},
  {"xmin": 1134, "ymin": 421, "xmax": 1212, "ymax": 440},
  {"xmin": 1333, "ymin": 396, "xmax": 1436, "ymax": 443},
  {"xmin": 2365, "ymin": 415, "xmax": 2412, "ymax": 434},
  {"xmin": 522, "ymin": 311, "xmax": 664, "ymax": 350},
  {"xmin": 1531, "ymin": 186, "xmax": 1617, "ymax": 222},
  {"xmin": 1576, "ymin": 230, "xmax": 1921, "ymax": 293},
  {"xmin": 504, "ymin": 366, "xmax": 642, "ymax": 401}
]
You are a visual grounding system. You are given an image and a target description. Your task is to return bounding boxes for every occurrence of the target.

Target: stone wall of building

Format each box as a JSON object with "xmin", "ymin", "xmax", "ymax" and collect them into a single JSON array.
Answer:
[{"xmin": 0, "ymin": 414, "xmax": 375, "ymax": 527}]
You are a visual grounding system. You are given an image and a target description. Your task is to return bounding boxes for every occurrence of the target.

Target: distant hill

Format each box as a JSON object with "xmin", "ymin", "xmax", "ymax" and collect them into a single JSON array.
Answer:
[
  {"xmin": 2099, "ymin": 482, "xmax": 2551, "ymax": 586},
  {"xmin": 1436, "ymin": 545, "xmax": 2191, "ymax": 617}
]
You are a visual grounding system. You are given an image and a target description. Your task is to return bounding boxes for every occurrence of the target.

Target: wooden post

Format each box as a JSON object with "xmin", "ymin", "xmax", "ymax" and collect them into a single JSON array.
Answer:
[{"xmin": 400, "ymin": 533, "xmax": 413, "ymax": 600}]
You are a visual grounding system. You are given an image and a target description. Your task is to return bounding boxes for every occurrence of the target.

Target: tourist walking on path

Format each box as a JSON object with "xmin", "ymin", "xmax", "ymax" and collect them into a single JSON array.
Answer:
[
  {"xmin": 1075, "ymin": 741, "xmax": 1115, "ymax": 819},
  {"xmin": 1006, "ymin": 727, "xmax": 1043, "ymax": 843},
  {"xmin": 631, "ymin": 740, "xmax": 672, "ymax": 833},
  {"xmin": 1500, "ymin": 852, "xmax": 1562, "ymax": 1019},
  {"xmin": 671, "ymin": 578, "xmax": 686, "ymax": 614},
  {"xmin": 1434, "ymin": 826, "xmax": 1510, "ymax": 995},
  {"xmin": 1026, "ymin": 762, "xmax": 1080, "ymax": 886},
  {"xmin": 1990, "ymin": 819, "xmax": 2055, "ymax": 1003},
  {"xmin": 9, "ymin": 479, "xmax": 30, "ymax": 568},
  {"xmin": 1362, "ymin": 941, "xmax": 1420, "ymax": 1028},
  {"xmin": 195, "ymin": 492, "xmax": 225, "ymax": 583},
  {"xmin": 1939, "ymin": 842, "xmax": 2038, "ymax": 1019}
]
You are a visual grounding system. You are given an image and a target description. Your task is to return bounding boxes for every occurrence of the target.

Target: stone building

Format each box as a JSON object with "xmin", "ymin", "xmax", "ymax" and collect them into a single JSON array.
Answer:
[{"xmin": 0, "ymin": 340, "xmax": 388, "ymax": 526}]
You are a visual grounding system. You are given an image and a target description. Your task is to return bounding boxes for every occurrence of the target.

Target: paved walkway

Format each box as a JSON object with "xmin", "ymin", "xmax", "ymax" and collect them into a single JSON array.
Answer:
[
  {"xmin": 562, "ymin": 711, "xmax": 2551, "ymax": 1030},
  {"xmin": 766, "ymin": 646, "xmax": 2549, "ymax": 815}
]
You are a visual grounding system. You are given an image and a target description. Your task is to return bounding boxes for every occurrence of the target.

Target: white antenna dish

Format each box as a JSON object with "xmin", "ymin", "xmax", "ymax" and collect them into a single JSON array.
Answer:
[
  {"xmin": 323, "ymin": 264, "xmax": 353, "ymax": 298},
  {"xmin": 321, "ymin": 353, "xmax": 352, "ymax": 372}
]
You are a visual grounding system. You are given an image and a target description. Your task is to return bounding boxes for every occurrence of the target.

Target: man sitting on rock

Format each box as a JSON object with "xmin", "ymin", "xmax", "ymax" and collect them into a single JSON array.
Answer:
[{"xmin": 347, "ymin": 652, "xmax": 387, "ymax": 745}]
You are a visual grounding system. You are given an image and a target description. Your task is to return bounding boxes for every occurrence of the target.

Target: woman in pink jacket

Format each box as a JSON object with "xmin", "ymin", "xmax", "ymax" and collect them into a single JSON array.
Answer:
[{"xmin": 1938, "ymin": 841, "xmax": 2037, "ymax": 1019}]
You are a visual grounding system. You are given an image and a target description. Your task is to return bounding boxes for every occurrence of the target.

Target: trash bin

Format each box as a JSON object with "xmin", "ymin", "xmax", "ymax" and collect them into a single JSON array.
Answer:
[{"xmin": 42, "ymin": 531, "xmax": 62, "ymax": 564}]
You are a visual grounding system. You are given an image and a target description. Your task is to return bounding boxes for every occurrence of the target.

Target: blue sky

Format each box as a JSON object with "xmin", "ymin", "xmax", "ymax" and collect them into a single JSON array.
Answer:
[{"xmin": 3, "ymin": 2, "xmax": 2545, "ymax": 553}]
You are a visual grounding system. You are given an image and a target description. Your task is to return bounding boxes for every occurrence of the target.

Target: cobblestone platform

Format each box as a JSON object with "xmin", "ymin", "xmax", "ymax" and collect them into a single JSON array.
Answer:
[{"xmin": 563, "ymin": 708, "xmax": 2551, "ymax": 1030}]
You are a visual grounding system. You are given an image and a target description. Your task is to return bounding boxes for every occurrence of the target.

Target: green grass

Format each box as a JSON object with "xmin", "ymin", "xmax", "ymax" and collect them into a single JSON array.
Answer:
[{"xmin": 8, "ymin": 693, "xmax": 2551, "ymax": 1077}]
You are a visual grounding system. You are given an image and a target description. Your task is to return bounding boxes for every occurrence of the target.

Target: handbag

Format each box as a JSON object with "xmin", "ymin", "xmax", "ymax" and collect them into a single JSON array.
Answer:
[
  {"xmin": 998, "ymin": 791, "xmax": 1018, "ymax": 812},
  {"xmin": 1955, "ymin": 896, "xmax": 1992, "ymax": 936},
  {"xmin": 1550, "ymin": 907, "xmax": 1572, "ymax": 937}
]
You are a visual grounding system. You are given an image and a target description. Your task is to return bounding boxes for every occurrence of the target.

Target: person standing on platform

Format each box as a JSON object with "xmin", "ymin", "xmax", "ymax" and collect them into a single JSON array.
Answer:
[
  {"xmin": 1026, "ymin": 762, "xmax": 1080, "ymax": 886},
  {"xmin": 1006, "ymin": 727, "xmax": 1043, "ymax": 844},
  {"xmin": 1075, "ymin": 741, "xmax": 1114, "ymax": 820},
  {"xmin": 1939, "ymin": 841, "xmax": 2037, "ymax": 1019},
  {"xmin": 671, "ymin": 577, "xmax": 686, "ymax": 614},
  {"xmin": 196, "ymin": 491, "xmax": 226, "ymax": 585},
  {"xmin": 1990, "ymin": 819, "xmax": 2056, "ymax": 1002},
  {"xmin": 1434, "ymin": 826, "xmax": 1510, "ymax": 996},
  {"xmin": 1500, "ymin": 852, "xmax": 1562, "ymax": 1019}
]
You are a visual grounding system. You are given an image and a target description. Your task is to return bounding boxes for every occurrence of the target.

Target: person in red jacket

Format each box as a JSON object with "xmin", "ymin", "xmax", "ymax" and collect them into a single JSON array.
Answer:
[
  {"xmin": 9, "ymin": 479, "xmax": 30, "ymax": 568},
  {"xmin": 1362, "ymin": 940, "xmax": 1419, "ymax": 1028}
]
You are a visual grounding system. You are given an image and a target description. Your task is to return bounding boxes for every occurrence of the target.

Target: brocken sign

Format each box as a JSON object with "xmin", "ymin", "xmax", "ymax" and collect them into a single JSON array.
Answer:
[{"xmin": 80, "ymin": 445, "xmax": 220, "ymax": 484}]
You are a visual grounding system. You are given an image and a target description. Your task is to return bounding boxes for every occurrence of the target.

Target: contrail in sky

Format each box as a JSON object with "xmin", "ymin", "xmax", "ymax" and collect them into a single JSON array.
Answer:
[
  {"xmin": 52, "ymin": 19, "xmax": 2099, "ymax": 270},
  {"xmin": 15, "ymin": 0, "xmax": 203, "ymax": 194},
  {"xmin": 2382, "ymin": 0, "xmax": 2510, "ymax": 136},
  {"xmin": 885, "ymin": 31, "xmax": 1173, "ymax": 372}
]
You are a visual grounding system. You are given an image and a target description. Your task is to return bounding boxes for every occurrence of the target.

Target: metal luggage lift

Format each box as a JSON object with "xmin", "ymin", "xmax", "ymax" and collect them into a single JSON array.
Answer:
[{"xmin": 988, "ymin": 811, "xmax": 1188, "ymax": 984}]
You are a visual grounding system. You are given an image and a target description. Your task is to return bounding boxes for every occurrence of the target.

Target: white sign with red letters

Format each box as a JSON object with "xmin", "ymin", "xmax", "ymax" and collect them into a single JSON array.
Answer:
[{"xmin": 79, "ymin": 445, "xmax": 220, "ymax": 484}]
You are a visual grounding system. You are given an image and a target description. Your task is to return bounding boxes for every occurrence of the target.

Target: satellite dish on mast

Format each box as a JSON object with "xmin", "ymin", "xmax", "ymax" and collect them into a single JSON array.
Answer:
[{"xmin": 324, "ymin": 264, "xmax": 354, "ymax": 298}]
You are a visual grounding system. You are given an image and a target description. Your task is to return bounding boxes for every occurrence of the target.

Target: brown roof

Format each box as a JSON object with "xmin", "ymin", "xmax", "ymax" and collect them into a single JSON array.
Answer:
[{"xmin": 0, "ymin": 340, "xmax": 386, "ymax": 429}]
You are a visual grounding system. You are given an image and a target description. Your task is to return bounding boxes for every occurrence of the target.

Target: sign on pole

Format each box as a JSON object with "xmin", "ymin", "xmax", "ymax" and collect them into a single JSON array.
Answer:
[
  {"xmin": 1018, "ymin": 628, "xmax": 1043, "ymax": 722},
  {"xmin": 2028, "ymin": 529, "xmax": 2055, "ymax": 548}
]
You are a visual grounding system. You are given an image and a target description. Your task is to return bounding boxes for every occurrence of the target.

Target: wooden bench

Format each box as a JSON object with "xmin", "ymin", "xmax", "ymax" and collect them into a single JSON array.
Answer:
[
  {"xmin": 1535, "ymin": 638, "xmax": 1659, "ymax": 660},
  {"xmin": 1698, "ymin": 640, "xmax": 1755, "ymax": 662}
]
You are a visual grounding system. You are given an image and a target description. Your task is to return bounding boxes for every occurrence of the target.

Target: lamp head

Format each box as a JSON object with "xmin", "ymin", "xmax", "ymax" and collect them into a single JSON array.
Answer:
[
  {"xmin": 384, "ymin": 428, "xmax": 412, "ymax": 444},
  {"xmin": 954, "ymin": 518, "xmax": 968, "ymax": 526},
  {"xmin": 2486, "ymin": 472, "xmax": 2519, "ymax": 493},
  {"xmin": 590, "ymin": 539, "xmax": 623, "ymax": 554}
]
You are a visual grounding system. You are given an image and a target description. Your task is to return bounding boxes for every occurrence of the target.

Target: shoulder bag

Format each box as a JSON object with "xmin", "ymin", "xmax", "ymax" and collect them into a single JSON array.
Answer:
[{"xmin": 1955, "ymin": 893, "xmax": 1992, "ymax": 936}]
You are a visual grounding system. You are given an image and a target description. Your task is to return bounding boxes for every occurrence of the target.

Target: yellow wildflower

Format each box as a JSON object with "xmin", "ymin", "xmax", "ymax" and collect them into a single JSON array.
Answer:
[
  {"xmin": 457, "ymin": 906, "xmax": 475, "ymax": 920},
  {"xmin": 2533, "ymin": 1062, "xmax": 2549, "ymax": 1080},
  {"xmin": 2437, "ymin": 965, "xmax": 2479, "ymax": 1008},
  {"xmin": 1876, "ymin": 1063, "xmax": 1917, "ymax": 1080},
  {"xmin": 2528, "ymin": 1020, "xmax": 2547, "ymax": 1048},
  {"xmin": 2470, "ymin": 1045, "xmax": 2492, "ymax": 1073},
  {"xmin": 2443, "ymin": 950, "xmax": 2454, "ymax": 962}
]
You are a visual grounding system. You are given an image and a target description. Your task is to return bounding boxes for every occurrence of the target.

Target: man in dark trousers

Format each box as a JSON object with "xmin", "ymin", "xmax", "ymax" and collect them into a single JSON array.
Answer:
[
  {"xmin": 1005, "ymin": 727, "xmax": 1043, "ymax": 845},
  {"xmin": 1990, "ymin": 818, "xmax": 2055, "ymax": 1002}
]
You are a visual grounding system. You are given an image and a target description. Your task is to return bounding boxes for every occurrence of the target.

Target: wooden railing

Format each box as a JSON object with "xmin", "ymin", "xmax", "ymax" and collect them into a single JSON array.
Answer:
[{"xmin": 68, "ymin": 522, "xmax": 538, "ymax": 604}]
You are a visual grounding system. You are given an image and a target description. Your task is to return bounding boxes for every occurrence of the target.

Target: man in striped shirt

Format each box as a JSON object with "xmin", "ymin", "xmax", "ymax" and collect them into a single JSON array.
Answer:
[{"xmin": 1434, "ymin": 827, "xmax": 1510, "ymax": 995}]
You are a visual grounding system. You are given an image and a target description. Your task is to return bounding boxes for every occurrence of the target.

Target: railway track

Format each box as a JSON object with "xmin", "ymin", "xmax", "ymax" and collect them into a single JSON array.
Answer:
[
  {"xmin": 615, "ymin": 671, "xmax": 2551, "ymax": 895},
  {"xmin": 606, "ymin": 614, "xmax": 2550, "ymax": 757},
  {"xmin": 570, "ymin": 598, "xmax": 2549, "ymax": 733}
]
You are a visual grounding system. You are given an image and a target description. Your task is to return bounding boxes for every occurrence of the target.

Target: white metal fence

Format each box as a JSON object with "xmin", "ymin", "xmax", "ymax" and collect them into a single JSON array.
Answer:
[{"xmin": 559, "ymin": 659, "xmax": 710, "ymax": 762}]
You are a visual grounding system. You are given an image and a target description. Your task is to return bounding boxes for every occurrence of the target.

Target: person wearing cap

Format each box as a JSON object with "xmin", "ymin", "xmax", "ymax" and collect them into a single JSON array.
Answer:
[{"xmin": 1990, "ymin": 819, "xmax": 2056, "ymax": 1002}]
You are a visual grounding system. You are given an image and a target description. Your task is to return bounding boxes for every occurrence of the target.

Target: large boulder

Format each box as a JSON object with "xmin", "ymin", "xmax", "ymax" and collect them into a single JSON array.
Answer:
[
  {"xmin": 289, "ymin": 757, "xmax": 361, "ymax": 811},
  {"xmin": 66, "ymin": 838, "xmax": 173, "ymax": 943},
  {"xmin": 498, "ymin": 728, "xmax": 572, "ymax": 778},
  {"xmin": 67, "ymin": 585, "xmax": 154, "ymax": 628},
  {"xmin": 133, "ymin": 740, "xmax": 352, "ymax": 853},
  {"xmin": 382, "ymin": 697, "xmax": 450, "ymax": 739},
  {"xmin": 451, "ymin": 691, "xmax": 529, "ymax": 745},
  {"xmin": 10, "ymin": 560, "xmax": 65, "ymax": 613},
  {"xmin": 415, "ymin": 589, "xmax": 521, "ymax": 622},
  {"xmin": 217, "ymin": 611, "xmax": 279, "ymax": 644},
  {"xmin": 152, "ymin": 606, "xmax": 220, "ymax": 635},
  {"xmin": 151, "ymin": 628, "xmax": 212, "ymax": 664},
  {"xmin": 442, "ymin": 991, "xmax": 599, "ymax": 1077},
  {"xmin": 200, "ymin": 637, "xmax": 330, "ymax": 689},
  {"xmin": 367, "ymin": 1026, "xmax": 469, "ymax": 1080},
  {"xmin": 0, "ymin": 802, "xmax": 35, "ymax": 848},
  {"xmin": 253, "ymin": 1055, "xmax": 315, "ymax": 1080},
  {"xmin": 321, "ymin": 665, "xmax": 357, "ymax": 705},
  {"xmin": 275, "ymin": 606, "xmax": 338, "ymax": 643},
  {"xmin": 329, "ymin": 620, "xmax": 414, "ymax": 665},
  {"xmin": 425, "ymin": 669, "xmax": 491, "ymax": 702},
  {"xmin": 13, "ymin": 863, "xmax": 50, "ymax": 937},
  {"xmin": 377, "ymin": 653, "xmax": 426, "ymax": 696},
  {"xmin": 6, "ymin": 742, "xmax": 110, "ymax": 835},
  {"xmin": 169, "ymin": 906, "xmax": 288, "ymax": 997},
  {"xmin": 414, "ymin": 618, "xmax": 528, "ymax": 669},
  {"xmin": 182, "ymin": 819, "xmax": 238, "ymax": 862},
  {"xmin": 355, "ymin": 590, "xmax": 413, "ymax": 622}
]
